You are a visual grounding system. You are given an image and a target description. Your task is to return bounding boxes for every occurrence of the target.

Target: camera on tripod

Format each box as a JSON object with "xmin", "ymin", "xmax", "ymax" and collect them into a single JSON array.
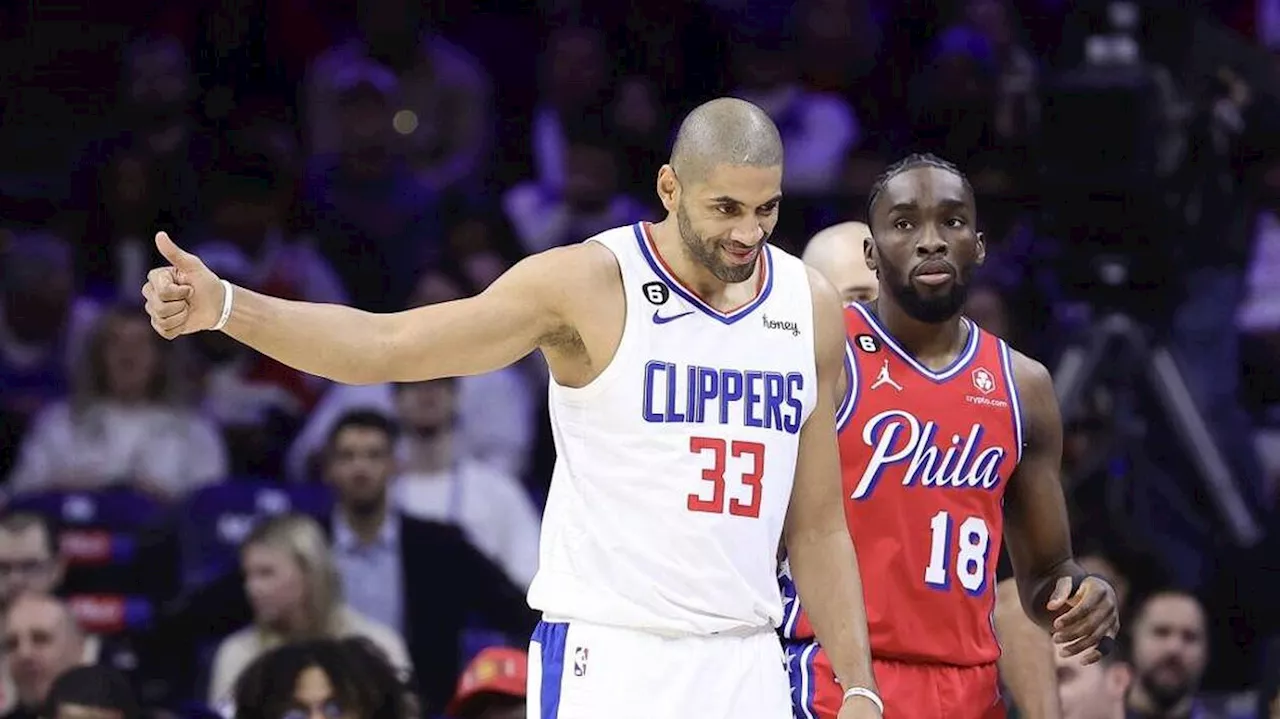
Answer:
[{"xmin": 1038, "ymin": 0, "xmax": 1186, "ymax": 323}]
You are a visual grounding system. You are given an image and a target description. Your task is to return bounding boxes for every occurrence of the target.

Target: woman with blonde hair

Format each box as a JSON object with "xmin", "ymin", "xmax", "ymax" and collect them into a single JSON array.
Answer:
[
  {"xmin": 207, "ymin": 513, "xmax": 411, "ymax": 706},
  {"xmin": 6, "ymin": 303, "xmax": 227, "ymax": 499}
]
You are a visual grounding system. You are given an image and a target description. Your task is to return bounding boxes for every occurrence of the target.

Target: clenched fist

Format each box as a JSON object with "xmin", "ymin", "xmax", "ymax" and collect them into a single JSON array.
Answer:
[{"xmin": 141, "ymin": 232, "xmax": 226, "ymax": 339}]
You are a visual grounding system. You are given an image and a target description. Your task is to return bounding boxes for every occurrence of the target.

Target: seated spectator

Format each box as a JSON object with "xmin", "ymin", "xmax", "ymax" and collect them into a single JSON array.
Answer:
[
  {"xmin": 231, "ymin": 637, "xmax": 412, "ymax": 719},
  {"xmin": 444, "ymin": 647, "xmax": 527, "ymax": 719},
  {"xmin": 300, "ymin": 61, "xmax": 442, "ymax": 313},
  {"xmin": 0, "ymin": 516, "xmax": 102, "ymax": 717},
  {"xmin": 305, "ymin": 0, "xmax": 494, "ymax": 194},
  {"xmin": 0, "ymin": 233, "xmax": 99, "ymax": 477},
  {"xmin": 207, "ymin": 514, "xmax": 410, "ymax": 706},
  {"xmin": 41, "ymin": 664, "xmax": 140, "ymax": 719},
  {"xmin": 1125, "ymin": 589, "xmax": 1209, "ymax": 719},
  {"xmin": 7, "ymin": 306, "xmax": 227, "ymax": 501},
  {"xmin": 502, "ymin": 114, "xmax": 648, "ymax": 256},
  {"xmin": 322, "ymin": 410, "xmax": 537, "ymax": 711},
  {"xmin": 390, "ymin": 380, "xmax": 541, "ymax": 590},
  {"xmin": 1055, "ymin": 637, "xmax": 1130, "ymax": 719},
  {"xmin": 285, "ymin": 270, "xmax": 535, "ymax": 484},
  {"xmin": 1, "ymin": 594, "xmax": 90, "ymax": 719},
  {"xmin": 0, "ymin": 514, "xmax": 64, "ymax": 615}
]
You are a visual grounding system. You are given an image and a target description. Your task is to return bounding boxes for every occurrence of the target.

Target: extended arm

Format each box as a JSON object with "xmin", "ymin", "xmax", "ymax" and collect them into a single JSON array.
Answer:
[
  {"xmin": 1003, "ymin": 353, "xmax": 1119, "ymax": 663},
  {"xmin": 783, "ymin": 269, "xmax": 878, "ymax": 711},
  {"xmin": 143, "ymin": 232, "xmax": 587, "ymax": 385}
]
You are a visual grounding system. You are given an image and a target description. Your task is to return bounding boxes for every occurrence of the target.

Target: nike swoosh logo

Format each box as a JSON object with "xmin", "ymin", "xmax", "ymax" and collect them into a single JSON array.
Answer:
[{"xmin": 652, "ymin": 310, "xmax": 694, "ymax": 324}]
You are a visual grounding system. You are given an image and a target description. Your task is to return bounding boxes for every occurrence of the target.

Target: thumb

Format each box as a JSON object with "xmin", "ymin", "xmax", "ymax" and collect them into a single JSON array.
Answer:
[
  {"xmin": 155, "ymin": 231, "xmax": 200, "ymax": 272},
  {"xmin": 1046, "ymin": 576, "xmax": 1075, "ymax": 611}
]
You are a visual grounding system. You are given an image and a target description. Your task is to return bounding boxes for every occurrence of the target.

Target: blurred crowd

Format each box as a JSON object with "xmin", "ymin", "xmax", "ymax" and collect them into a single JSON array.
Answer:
[{"xmin": 1, "ymin": 0, "xmax": 1279, "ymax": 717}]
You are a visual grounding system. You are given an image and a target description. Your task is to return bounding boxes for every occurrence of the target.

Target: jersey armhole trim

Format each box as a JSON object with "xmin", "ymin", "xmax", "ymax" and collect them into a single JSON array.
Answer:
[
  {"xmin": 835, "ymin": 337, "xmax": 859, "ymax": 432},
  {"xmin": 996, "ymin": 339, "xmax": 1025, "ymax": 463}
]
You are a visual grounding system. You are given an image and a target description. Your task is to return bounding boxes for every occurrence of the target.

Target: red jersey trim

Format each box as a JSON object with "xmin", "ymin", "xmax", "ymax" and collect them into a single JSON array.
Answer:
[{"xmin": 848, "ymin": 303, "xmax": 982, "ymax": 382}]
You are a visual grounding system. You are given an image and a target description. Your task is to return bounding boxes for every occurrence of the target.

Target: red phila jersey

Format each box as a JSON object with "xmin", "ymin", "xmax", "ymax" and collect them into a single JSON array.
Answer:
[{"xmin": 779, "ymin": 303, "xmax": 1024, "ymax": 666}]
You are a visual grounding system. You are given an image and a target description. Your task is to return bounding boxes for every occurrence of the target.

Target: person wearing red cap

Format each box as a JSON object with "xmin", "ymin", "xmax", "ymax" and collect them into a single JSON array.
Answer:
[{"xmin": 446, "ymin": 648, "xmax": 527, "ymax": 719}]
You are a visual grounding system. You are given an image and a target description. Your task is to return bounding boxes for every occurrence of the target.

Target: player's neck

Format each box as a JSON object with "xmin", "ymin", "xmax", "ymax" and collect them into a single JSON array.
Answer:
[
  {"xmin": 871, "ymin": 298, "xmax": 966, "ymax": 364},
  {"xmin": 649, "ymin": 219, "xmax": 758, "ymax": 309},
  {"xmin": 402, "ymin": 429, "xmax": 454, "ymax": 474}
]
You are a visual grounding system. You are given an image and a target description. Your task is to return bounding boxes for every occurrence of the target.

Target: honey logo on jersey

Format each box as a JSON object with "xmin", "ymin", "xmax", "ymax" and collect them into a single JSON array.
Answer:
[{"xmin": 850, "ymin": 408, "xmax": 1008, "ymax": 500}]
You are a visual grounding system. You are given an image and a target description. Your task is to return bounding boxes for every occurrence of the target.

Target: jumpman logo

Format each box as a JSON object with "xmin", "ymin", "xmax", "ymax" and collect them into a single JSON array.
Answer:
[{"xmin": 870, "ymin": 359, "xmax": 903, "ymax": 391}]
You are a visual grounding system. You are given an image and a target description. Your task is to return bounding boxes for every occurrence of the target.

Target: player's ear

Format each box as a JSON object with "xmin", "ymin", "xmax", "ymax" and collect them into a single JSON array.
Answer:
[
  {"xmin": 657, "ymin": 165, "xmax": 680, "ymax": 213},
  {"xmin": 974, "ymin": 231, "xmax": 986, "ymax": 266},
  {"xmin": 863, "ymin": 234, "xmax": 878, "ymax": 274}
]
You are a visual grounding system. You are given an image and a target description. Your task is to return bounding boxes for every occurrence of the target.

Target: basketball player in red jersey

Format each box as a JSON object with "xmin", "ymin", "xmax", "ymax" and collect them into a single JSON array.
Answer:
[{"xmin": 779, "ymin": 153, "xmax": 1119, "ymax": 719}]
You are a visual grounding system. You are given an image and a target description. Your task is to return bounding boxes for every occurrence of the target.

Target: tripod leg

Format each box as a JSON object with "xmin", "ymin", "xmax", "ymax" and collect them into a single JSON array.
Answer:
[
  {"xmin": 1053, "ymin": 328, "xmax": 1114, "ymax": 419},
  {"xmin": 1146, "ymin": 347, "xmax": 1262, "ymax": 546}
]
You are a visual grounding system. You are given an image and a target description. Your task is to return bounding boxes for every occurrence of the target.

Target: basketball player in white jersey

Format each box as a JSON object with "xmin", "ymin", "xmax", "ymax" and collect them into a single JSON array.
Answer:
[{"xmin": 141, "ymin": 98, "xmax": 882, "ymax": 719}]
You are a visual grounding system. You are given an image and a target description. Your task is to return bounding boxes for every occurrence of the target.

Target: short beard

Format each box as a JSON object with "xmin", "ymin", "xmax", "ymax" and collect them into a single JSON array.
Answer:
[
  {"xmin": 677, "ymin": 203, "xmax": 764, "ymax": 284},
  {"xmin": 1139, "ymin": 669, "xmax": 1192, "ymax": 710},
  {"xmin": 880, "ymin": 254, "xmax": 972, "ymax": 324}
]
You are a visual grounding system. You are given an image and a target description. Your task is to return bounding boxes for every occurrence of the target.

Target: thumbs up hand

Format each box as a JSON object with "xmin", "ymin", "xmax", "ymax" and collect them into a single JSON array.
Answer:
[{"xmin": 141, "ymin": 232, "xmax": 226, "ymax": 339}]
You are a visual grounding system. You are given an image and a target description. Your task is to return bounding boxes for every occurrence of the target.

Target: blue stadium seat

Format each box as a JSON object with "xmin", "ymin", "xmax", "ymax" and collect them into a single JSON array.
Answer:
[
  {"xmin": 7, "ymin": 487, "xmax": 165, "ymax": 531},
  {"xmin": 179, "ymin": 481, "xmax": 334, "ymax": 588}
]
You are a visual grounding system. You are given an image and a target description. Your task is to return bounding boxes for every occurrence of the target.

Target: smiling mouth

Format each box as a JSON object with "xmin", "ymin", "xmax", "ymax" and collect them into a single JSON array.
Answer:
[{"xmin": 723, "ymin": 245, "xmax": 759, "ymax": 264}]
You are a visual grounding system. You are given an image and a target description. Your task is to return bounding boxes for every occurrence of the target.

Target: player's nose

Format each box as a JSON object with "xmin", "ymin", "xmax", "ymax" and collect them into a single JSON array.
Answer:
[
  {"xmin": 728, "ymin": 218, "xmax": 764, "ymax": 245},
  {"xmin": 915, "ymin": 226, "xmax": 947, "ymax": 256}
]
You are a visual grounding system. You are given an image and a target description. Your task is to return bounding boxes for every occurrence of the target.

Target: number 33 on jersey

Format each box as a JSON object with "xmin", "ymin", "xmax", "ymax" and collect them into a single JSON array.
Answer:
[{"xmin": 780, "ymin": 303, "xmax": 1023, "ymax": 666}]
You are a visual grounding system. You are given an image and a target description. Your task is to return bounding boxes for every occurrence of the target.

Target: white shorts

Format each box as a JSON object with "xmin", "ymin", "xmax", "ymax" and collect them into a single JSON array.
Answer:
[{"xmin": 527, "ymin": 619, "xmax": 793, "ymax": 719}]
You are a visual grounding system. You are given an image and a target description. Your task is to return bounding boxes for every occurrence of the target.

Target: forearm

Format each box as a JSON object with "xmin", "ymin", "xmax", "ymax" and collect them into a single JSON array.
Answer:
[
  {"xmin": 787, "ymin": 526, "xmax": 877, "ymax": 693},
  {"xmin": 995, "ymin": 579, "xmax": 1061, "ymax": 719},
  {"xmin": 222, "ymin": 284, "xmax": 400, "ymax": 385},
  {"xmin": 1020, "ymin": 559, "xmax": 1085, "ymax": 628}
]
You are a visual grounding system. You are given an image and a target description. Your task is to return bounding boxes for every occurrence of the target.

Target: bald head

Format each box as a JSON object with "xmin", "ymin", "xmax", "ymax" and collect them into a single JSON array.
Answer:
[
  {"xmin": 4, "ymin": 593, "xmax": 86, "ymax": 708},
  {"xmin": 669, "ymin": 98, "xmax": 783, "ymax": 183},
  {"xmin": 803, "ymin": 222, "xmax": 878, "ymax": 304}
]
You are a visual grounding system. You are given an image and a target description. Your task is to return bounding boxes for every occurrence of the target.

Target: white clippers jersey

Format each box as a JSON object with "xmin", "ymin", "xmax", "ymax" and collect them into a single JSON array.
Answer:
[{"xmin": 527, "ymin": 222, "xmax": 818, "ymax": 636}]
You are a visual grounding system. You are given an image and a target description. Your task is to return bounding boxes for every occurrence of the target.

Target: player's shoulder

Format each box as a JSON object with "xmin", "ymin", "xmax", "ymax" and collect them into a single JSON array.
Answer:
[
  {"xmin": 1001, "ymin": 345, "xmax": 1056, "ymax": 419},
  {"xmin": 512, "ymin": 233, "xmax": 623, "ymax": 296}
]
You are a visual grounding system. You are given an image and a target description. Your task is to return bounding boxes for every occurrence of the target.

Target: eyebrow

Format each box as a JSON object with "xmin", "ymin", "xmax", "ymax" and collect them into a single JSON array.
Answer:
[{"xmin": 709, "ymin": 194, "xmax": 783, "ymax": 206}]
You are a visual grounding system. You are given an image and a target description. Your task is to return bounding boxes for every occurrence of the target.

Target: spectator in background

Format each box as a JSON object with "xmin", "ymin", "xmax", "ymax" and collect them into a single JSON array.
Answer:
[
  {"xmin": 1, "ymin": 595, "xmax": 88, "ymax": 719},
  {"xmin": 207, "ymin": 514, "xmax": 410, "ymax": 706},
  {"xmin": 0, "ymin": 515, "xmax": 64, "ymax": 615},
  {"xmin": 285, "ymin": 269, "xmax": 536, "ymax": 485},
  {"xmin": 0, "ymin": 515, "xmax": 65, "ymax": 717},
  {"xmin": 231, "ymin": 638, "xmax": 412, "ymax": 719},
  {"xmin": 305, "ymin": 0, "xmax": 493, "ymax": 194},
  {"xmin": 390, "ymin": 380, "xmax": 541, "ymax": 590},
  {"xmin": 322, "ymin": 411, "xmax": 536, "ymax": 712},
  {"xmin": 503, "ymin": 114, "xmax": 649, "ymax": 255},
  {"xmin": 7, "ymin": 306, "xmax": 226, "ymax": 500},
  {"xmin": 444, "ymin": 647, "xmax": 527, "ymax": 719},
  {"xmin": 41, "ymin": 665, "xmax": 140, "ymax": 719},
  {"xmin": 1125, "ymin": 590, "xmax": 1209, "ymax": 719},
  {"xmin": 189, "ymin": 146, "xmax": 344, "ymax": 476},
  {"xmin": 964, "ymin": 282, "xmax": 1013, "ymax": 340},
  {"xmin": 729, "ymin": 31, "xmax": 861, "ymax": 195},
  {"xmin": 607, "ymin": 76, "xmax": 669, "ymax": 194},
  {"xmin": 1055, "ymin": 641, "xmax": 1130, "ymax": 719},
  {"xmin": 800, "ymin": 221, "xmax": 878, "ymax": 304},
  {"xmin": 529, "ymin": 26, "xmax": 612, "ymax": 191},
  {"xmin": 0, "ymin": 233, "xmax": 99, "ymax": 478},
  {"xmin": 301, "ymin": 62, "xmax": 441, "ymax": 313}
]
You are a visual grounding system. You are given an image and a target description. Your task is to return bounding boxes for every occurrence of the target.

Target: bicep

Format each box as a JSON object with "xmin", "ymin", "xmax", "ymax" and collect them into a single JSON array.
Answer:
[
  {"xmin": 1004, "ymin": 358, "xmax": 1073, "ymax": 580},
  {"xmin": 381, "ymin": 250, "xmax": 573, "ymax": 382}
]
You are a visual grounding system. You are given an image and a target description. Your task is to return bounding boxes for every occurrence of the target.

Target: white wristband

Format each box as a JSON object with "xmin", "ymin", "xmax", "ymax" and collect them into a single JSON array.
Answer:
[
  {"xmin": 211, "ymin": 279, "xmax": 234, "ymax": 332},
  {"xmin": 842, "ymin": 687, "xmax": 884, "ymax": 714}
]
